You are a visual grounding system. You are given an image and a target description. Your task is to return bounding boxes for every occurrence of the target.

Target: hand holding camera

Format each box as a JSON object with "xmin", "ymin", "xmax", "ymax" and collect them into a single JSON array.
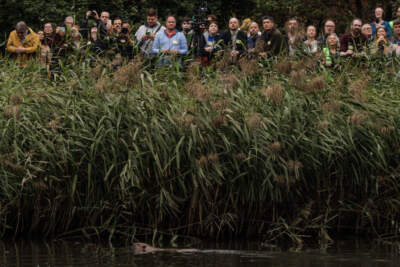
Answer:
[{"xmin": 87, "ymin": 10, "xmax": 99, "ymax": 20}]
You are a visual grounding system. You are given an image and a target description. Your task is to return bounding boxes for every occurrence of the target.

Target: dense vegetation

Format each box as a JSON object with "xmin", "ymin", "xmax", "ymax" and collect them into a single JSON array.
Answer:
[
  {"xmin": 1, "ymin": 0, "xmax": 400, "ymax": 42},
  {"xmin": 1, "ymin": 52, "xmax": 400, "ymax": 247}
]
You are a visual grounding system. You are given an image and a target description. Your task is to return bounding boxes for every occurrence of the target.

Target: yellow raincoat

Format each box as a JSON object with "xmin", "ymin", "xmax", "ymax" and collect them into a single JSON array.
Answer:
[{"xmin": 6, "ymin": 27, "xmax": 39, "ymax": 66}]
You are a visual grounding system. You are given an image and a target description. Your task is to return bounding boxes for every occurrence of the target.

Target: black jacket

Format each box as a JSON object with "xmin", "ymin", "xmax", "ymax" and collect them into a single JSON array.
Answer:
[
  {"xmin": 199, "ymin": 32, "xmax": 222, "ymax": 57},
  {"xmin": 220, "ymin": 30, "xmax": 247, "ymax": 55},
  {"xmin": 258, "ymin": 28, "xmax": 287, "ymax": 56},
  {"xmin": 81, "ymin": 18, "xmax": 108, "ymax": 39}
]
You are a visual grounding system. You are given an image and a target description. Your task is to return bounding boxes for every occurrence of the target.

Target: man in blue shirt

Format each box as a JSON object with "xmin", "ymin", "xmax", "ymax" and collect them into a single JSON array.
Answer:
[{"xmin": 152, "ymin": 16, "xmax": 188, "ymax": 66}]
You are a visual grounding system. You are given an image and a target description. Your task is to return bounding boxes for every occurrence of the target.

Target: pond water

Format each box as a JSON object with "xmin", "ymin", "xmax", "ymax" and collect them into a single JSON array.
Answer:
[{"xmin": 1, "ymin": 239, "xmax": 400, "ymax": 267}]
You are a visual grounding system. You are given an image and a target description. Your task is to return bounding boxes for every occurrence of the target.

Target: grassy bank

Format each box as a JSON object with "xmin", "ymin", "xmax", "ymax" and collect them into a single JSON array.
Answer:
[{"xmin": 1, "ymin": 54, "xmax": 400, "ymax": 247}]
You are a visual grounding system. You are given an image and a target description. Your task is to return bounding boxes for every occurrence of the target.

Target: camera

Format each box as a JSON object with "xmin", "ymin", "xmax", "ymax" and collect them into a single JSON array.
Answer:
[
  {"xmin": 192, "ymin": 1, "xmax": 208, "ymax": 33},
  {"xmin": 121, "ymin": 27, "xmax": 129, "ymax": 34},
  {"xmin": 88, "ymin": 10, "xmax": 97, "ymax": 20}
]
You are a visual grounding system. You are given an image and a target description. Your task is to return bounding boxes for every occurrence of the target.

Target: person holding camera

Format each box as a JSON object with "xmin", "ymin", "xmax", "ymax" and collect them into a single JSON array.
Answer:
[
  {"xmin": 370, "ymin": 7, "xmax": 391, "ymax": 39},
  {"xmin": 81, "ymin": 10, "xmax": 111, "ymax": 40},
  {"xmin": 152, "ymin": 16, "xmax": 188, "ymax": 66},
  {"xmin": 135, "ymin": 8, "xmax": 165, "ymax": 57},
  {"xmin": 112, "ymin": 18, "xmax": 123, "ymax": 36},
  {"xmin": 113, "ymin": 21, "xmax": 135, "ymax": 60},
  {"xmin": 56, "ymin": 16, "xmax": 74, "ymax": 40}
]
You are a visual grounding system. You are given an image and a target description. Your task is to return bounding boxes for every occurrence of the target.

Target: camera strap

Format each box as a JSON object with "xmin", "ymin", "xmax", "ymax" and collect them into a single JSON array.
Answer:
[{"xmin": 141, "ymin": 24, "xmax": 163, "ymax": 54}]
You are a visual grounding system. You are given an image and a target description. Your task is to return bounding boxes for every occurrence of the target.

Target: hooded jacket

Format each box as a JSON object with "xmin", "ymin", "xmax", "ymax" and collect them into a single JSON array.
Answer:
[{"xmin": 7, "ymin": 27, "xmax": 39, "ymax": 66}]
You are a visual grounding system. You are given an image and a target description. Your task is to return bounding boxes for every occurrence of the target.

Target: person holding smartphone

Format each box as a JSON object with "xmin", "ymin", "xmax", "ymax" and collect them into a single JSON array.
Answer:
[{"xmin": 135, "ymin": 8, "xmax": 165, "ymax": 57}]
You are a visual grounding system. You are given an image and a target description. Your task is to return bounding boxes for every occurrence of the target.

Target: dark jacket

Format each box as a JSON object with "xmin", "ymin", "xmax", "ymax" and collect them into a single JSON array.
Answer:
[
  {"xmin": 247, "ymin": 34, "xmax": 261, "ymax": 50},
  {"xmin": 81, "ymin": 18, "xmax": 107, "ymax": 39},
  {"xmin": 257, "ymin": 28, "xmax": 287, "ymax": 56},
  {"xmin": 340, "ymin": 33, "xmax": 367, "ymax": 53},
  {"xmin": 220, "ymin": 29, "xmax": 247, "ymax": 55},
  {"xmin": 199, "ymin": 32, "xmax": 222, "ymax": 57}
]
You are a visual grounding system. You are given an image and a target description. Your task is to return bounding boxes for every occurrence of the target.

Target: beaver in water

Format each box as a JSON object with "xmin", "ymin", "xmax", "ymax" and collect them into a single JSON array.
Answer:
[{"xmin": 133, "ymin": 242, "xmax": 200, "ymax": 255}]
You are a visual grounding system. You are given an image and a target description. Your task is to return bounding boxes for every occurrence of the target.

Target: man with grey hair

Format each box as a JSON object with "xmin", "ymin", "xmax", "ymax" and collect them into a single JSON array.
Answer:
[
  {"xmin": 6, "ymin": 21, "xmax": 39, "ymax": 66},
  {"xmin": 361, "ymin": 23, "xmax": 373, "ymax": 43},
  {"xmin": 56, "ymin": 16, "xmax": 74, "ymax": 38}
]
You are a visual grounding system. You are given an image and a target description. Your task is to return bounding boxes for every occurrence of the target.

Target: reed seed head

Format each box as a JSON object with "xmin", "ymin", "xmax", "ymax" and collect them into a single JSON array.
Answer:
[
  {"xmin": 9, "ymin": 94, "xmax": 23, "ymax": 105},
  {"xmin": 269, "ymin": 141, "xmax": 282, "ymax": 153},
  {"xmin": 263, "ymin": 83, "xmax": 283, "ymax": 106},
  {"xmin": 4, "ymin": 105, "xmax": 20, "ymax": 120},
  {"xmin": 275, "ymin": 59, "xmax": 292, "ymax": 74}
]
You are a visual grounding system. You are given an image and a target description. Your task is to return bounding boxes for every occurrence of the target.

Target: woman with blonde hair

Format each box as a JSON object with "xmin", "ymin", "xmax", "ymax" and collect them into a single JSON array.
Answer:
[{"xmin": 240, "ymin": 18, "xmax": 252, "ymax": 33}]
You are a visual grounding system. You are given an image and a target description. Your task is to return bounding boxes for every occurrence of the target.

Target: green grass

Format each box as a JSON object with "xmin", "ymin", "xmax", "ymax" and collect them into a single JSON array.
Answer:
[{"xmin": 1, "ymin": 54, "xmax": 400, "ymax": 246}]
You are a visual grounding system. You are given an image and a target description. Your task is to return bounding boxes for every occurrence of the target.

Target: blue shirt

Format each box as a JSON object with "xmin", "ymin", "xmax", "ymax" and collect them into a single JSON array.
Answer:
[
  {"xmin": 152, "ymin": 30, "xmax": 188, "ymax": 55},
  {"xmin": 370, "ymin": 21, "xmax": 392, "ymax": 38}
]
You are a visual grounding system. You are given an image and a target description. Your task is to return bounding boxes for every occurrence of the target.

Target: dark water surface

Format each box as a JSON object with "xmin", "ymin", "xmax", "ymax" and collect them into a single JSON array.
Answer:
[{"xmin": 1, "ymin": 240, "xmax": 400, "ymax": 267}]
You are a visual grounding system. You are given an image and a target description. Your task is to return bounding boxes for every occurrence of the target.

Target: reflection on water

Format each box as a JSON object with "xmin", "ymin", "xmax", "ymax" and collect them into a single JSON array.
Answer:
[{"xmin": 1, "ymin": 240, "xmax": 400, "ymax": 267}]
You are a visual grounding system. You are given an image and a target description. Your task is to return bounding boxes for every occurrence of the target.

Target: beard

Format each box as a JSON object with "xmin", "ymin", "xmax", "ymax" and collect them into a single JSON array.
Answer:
[{"xmin": 352, "ymin": 28, "xmax": 361, "ymax": 36}]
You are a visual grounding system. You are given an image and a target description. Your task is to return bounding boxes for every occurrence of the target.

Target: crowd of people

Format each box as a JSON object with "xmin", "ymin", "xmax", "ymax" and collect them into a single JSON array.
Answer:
[{"xmin": 5, "ymin": 6, "xmax": 400, "ymax": 71}]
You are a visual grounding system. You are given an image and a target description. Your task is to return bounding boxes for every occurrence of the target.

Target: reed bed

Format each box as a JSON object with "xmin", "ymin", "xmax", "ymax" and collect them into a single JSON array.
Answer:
[{"xmin": 1, "ymin": 54, "xmax": 400, "ymax": 247}]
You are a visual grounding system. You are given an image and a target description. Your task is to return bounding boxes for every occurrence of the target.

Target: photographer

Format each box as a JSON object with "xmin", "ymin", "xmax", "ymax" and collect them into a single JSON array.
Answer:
[
  {"xmin": 135, "ymin": 8, "xmax": 165, "ymax": 57},
  {"xmin": 81, "ymin": 10, "xmax": 111, "ymax": 40},
  {"xmin": 114, "ymin": 21, "xmax": 135, "ymax": 60},
  {"xmin": 112, "ymin": 18, "xmax": 122, "ymax": 36}
]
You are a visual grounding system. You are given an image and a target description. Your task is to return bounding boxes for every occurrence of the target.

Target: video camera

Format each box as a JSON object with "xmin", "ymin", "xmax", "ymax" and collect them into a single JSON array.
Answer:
[
  {"xmin": 192, "ymin": 1, "xmax": 209, "ymax": 33},
  {"xmin": 121, "ymin": 27, "xmax": 129, "ymax": 34}
]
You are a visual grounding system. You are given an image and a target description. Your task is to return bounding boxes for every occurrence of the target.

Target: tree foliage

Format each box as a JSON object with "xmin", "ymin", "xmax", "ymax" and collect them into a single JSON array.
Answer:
[{"xmin": 1, "ymin": 0, "xmax": 400, "ymax": 45}]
